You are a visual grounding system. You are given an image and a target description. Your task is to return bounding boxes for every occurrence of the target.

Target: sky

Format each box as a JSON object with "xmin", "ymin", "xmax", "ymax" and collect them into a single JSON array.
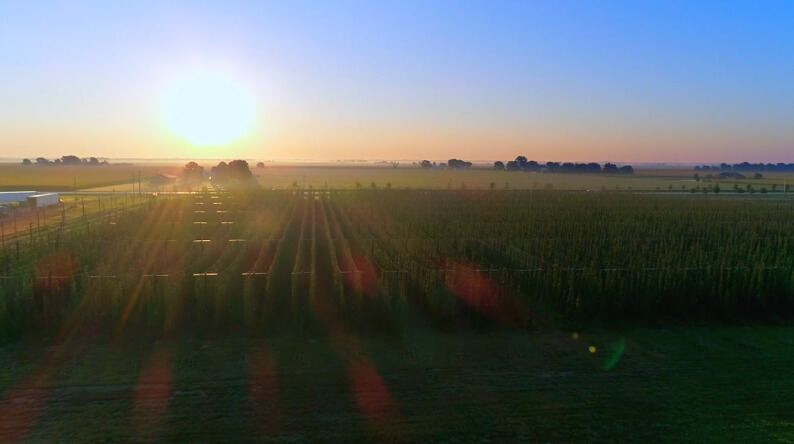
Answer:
[{"xmin": 1, "ymin": 0, "xmax": 792, "ymax": 163}]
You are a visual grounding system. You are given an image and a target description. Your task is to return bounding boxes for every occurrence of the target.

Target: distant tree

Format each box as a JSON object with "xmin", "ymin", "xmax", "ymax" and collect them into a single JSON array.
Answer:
[
  {"xmin": 754, "ymin": 173, "xmax": 763, "ymax": 179},
  {"xmin": 693, "ymin": 173, "xmax": 700, "ymax": 182},
  {"xmin": 370, "ymin": 182, "xmax": 377, "ymax": 189},
  {"xmin": 420, "ymin": 160, "xmax": 432, "ymax": 168},
  {"xmin": 618, "ymin": 165, "xmax": 634, "ymax": 174},
  {"xmin": 35, "ymin": 157, "xmax": 50, "ymax": 165},
  {"xmin": 212, "ymin": 161, "xmax": 228, "ymax": 181},
  {"xmin": 88, "ymin": 157, "xmax": 100, "ymax": 165},
  {"xmin": 515, "ymin": 156, "xmax": 527, "ymax": 167},
  {"xmin": 493, "ymin": 161, "xmax": 505, "ymax": 170},
  {"xmin": 355, "ymin": 181, "xmax": 362, "ymax": 189},
  {"xmin": 713, "ymin": 184, "xmax": 720, "ymax": 194},
  {"xmin": 525, "ymin": 160, "xmax": 541, "ymax": 172},
  {"xmin": 256, "ymin": 162, "xmax": 265, "ymax": 169},
  {"xmin": 560, "ymin": 162, "xmax": 575, "ymax": 173},
  {"xmin": 489, "ymin": 182, "xmax": 496, "ymax": 191},
  {"xmin": 21, "ymin": 158, "xmax": 32, "ymax": 166},
  {"xmin": 586, "ymin": 162, "xmax": 602, "ymax": 173},
  {"xmin": 182, "ymin": 161, "xmax": 204, "ymax": 183},
  {"xmin": 54, "ymin": 158, "xmax": 61, "ymax": 165},
  {"xmin": 386, "ymin": 182, "xmax": 392, "ymax": 189},
  {"xmin": 227, "ymin": 160, "xmax": 253, "ymax": 180},
  {"xmin": 61, "ymin": 155, "xmax": 81, "ymax": 165},
  {"xmin": 447, "ymin": 159, "xmax": 472, "ymax": 169},
  {"xmin": 505, "ymin": 161, "xmax": 520, "ymax": 171}
]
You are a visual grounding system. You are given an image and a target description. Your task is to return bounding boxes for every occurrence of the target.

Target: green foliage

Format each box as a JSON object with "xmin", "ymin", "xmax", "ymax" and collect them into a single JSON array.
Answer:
[{"xmin": 2, "ymin": 190, "xmax": 794, "ymax": 343}]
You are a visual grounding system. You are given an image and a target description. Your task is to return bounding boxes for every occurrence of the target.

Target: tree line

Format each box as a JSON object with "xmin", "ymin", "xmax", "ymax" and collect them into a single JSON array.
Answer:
[
  {"xmin": 695, "ymin": 162, "xmax": 794, "ymax": 172},
  {"xmin": 21, "ymin": 155, "xmax": 108, "ymax": 166},
  {"xmin": 182, "ymin": 160, "xmax": 256, "ymax": 185},
  {"xmin": 418, "ymin": 156, "xmax": 634, "ymax": 174},
  {"xmin": 494, "ymin": 156, "xmax": 633, "ymax": 174},
  {"xmin": 420, "ymin": 159, "xmax": 473, "ymax": 169}
]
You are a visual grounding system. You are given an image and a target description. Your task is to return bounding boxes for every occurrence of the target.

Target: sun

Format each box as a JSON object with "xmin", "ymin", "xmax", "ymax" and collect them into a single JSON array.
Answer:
[{"xmin": 162, "ymin": 72, "xmax": 254, "ymax": 146}]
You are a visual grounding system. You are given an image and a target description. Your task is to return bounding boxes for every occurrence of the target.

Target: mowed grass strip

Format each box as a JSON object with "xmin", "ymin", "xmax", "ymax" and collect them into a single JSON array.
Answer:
[{"xmin": 0, "ymin": 327, "xmax": 792, "ymax": 441}]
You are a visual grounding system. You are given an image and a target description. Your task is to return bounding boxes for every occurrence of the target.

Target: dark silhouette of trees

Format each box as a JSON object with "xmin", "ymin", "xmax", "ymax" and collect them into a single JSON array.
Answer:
[
  {"xmin": 695, "ymin": 162, "xmax": 794, "ymax": 172},
  {"xmin": 212, "ymin": 160, "xmax": 253, "ymax": 184},
  {"xmin": 493, "ymin": 161, "xmax": 505, "ymax": 170},
  {"xmin": 447, "ymin": 159, "xmax": 472, "ymax": 169},
  {"xmin": 525, "ymin": 160, "xmax": 541, "ymax": 172},
  {"xmin": 256, "ymin": 162, "xmax": 265, "ymax": 169},
  {"xmin": 61, "ymin": 155, "xmax": 81, "ymax": 165},
  {"xmin": 182, "ymin": 161, "xmax": 204, "ymax": 182},
  {"xmin": 25, "ymin": 155, "xmax": 107, "ymax": 166},
  {"xmin": 421, "ymin": 160, "xmax": 433, "ymax": 168},
  {"xmin": 494, "ymin": 158, "xmax": 633, "ymax": 174}
]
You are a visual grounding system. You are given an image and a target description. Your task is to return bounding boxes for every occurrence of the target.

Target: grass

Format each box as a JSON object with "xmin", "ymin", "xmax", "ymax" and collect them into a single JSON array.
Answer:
[
  {"xmin": 1, "ymin": 326, "xmax": 793, "ymax": 441},
  {"xmin": 0, "ymin": 164, "xmax": 179, "ymax": 191}
]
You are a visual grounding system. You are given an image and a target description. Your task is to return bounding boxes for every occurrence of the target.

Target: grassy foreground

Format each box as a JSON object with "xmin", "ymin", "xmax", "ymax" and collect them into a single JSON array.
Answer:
[{"xmin": 1, "ymin": 326, "xmax": 793, "ymax": 442}]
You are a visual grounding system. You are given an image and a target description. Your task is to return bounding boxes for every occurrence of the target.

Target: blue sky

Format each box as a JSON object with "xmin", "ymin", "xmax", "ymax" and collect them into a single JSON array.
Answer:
[{"xmin": 1, "ymin": 0, "xmax": 792, "ymax": 161}]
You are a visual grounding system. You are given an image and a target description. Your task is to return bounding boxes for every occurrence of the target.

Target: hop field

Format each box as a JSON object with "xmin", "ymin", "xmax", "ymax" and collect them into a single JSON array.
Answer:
[{"xmin": 1, "ymin": 189, "xmax": 793, "ymax": 342}]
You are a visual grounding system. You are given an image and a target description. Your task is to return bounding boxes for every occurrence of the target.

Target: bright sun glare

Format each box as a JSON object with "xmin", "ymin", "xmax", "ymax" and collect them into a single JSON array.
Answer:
[{"xmin": 162, "ymin": 72, "xmax": 254, "ymax": 146}]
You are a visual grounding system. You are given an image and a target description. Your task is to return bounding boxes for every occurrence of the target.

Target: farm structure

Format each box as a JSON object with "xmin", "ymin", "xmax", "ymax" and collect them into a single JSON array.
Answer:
[
  {"xmin": 0, "ymin": 191, "xmax": 37, "ymax": 203},
  {"xmin": 27, "ymin": 192, "xmax": 60, "ymax": 207}
]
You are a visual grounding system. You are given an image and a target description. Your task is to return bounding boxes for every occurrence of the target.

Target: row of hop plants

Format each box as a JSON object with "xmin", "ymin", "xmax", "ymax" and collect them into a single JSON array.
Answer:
[
  {"xmin": 3, "ymin": 189, "xmax": 794, "ymax": 342},
  {"xmin": 328, "ymin": 190, "xmax": 794, "ymax": 323},
  {"xmin": 0, "ymin": 189, "xmax": 304, "ymax": 341}
]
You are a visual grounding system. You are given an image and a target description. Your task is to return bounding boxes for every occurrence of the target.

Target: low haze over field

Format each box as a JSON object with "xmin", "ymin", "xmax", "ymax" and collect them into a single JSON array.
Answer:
[{"xmin": 1, "ymin": 1, "xmax": 792, "ymax": 162}]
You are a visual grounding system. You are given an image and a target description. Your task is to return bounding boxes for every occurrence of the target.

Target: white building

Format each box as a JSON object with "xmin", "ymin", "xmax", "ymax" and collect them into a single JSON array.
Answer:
[
  {"xmin": 27, "ymin": 193, "xmax": 60, "ymax": 207},
  {"xmin": 0, "ymin": 191, "xmax": 37, "ymax": 203}
]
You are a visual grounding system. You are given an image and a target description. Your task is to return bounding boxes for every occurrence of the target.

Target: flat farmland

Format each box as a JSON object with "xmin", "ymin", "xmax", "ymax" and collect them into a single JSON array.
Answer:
[
  {"xmin": 1, "ymin": 188, "xmax": 793, "ymax": 441},
  {"xmin": 254, "ymin": 165, "xmax": 693, "ymax": 191},
  {"xmin": 0, "ymin": 164, "xmax": 179, "ymax": 191}
]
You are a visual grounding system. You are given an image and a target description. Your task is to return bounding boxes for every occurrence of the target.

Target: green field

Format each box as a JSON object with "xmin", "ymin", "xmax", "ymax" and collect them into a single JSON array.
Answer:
[
  {"xmin": 2, "ymin": 163, "xmax": 792, "ymax": 195},
  {"xmin": 0, "ymin": 164, "xmax": 180, "ymax": 192},
  {"xmin": 2, "ymin": 327, "xmax": 793, "ymax": 442},
  {"xmin": 1, "ymin": 176, "xmax": 794, "ymax": 441}
]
